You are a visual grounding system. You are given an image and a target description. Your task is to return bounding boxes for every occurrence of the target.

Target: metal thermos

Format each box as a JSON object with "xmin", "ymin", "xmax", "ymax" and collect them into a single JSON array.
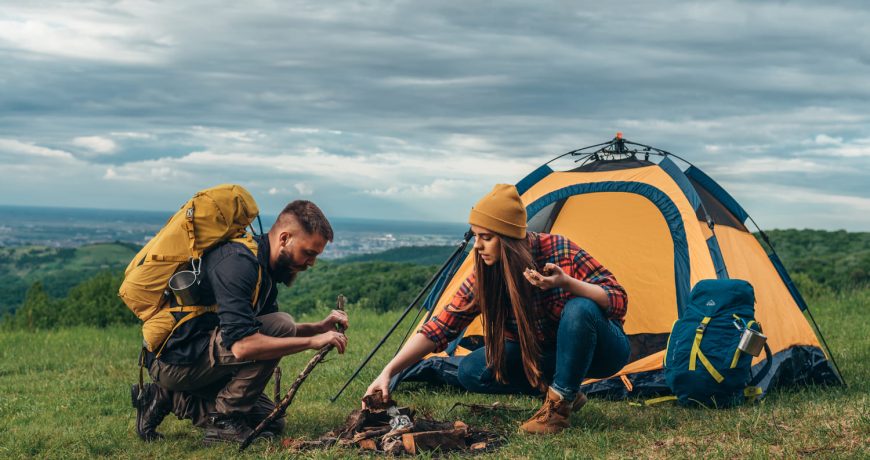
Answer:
[{"xmin": 737, "ymin": 327, "xmax": 767, "ymax": 357}]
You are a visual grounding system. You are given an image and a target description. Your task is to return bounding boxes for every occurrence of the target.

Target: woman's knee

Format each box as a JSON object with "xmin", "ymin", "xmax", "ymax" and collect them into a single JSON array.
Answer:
[
  {"xmin": 457, "ymin": 349, "xmax": 490, "ymax": 391},
  {"xmin": 561, "ymin": 297, "xmax": 603, "ymax": 328}
]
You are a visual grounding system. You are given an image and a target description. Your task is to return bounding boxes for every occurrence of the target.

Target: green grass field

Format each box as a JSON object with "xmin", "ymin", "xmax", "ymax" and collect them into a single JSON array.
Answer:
[{"xmin": 0, "ymin": 290, "xmax": 867, "ymax": 459}]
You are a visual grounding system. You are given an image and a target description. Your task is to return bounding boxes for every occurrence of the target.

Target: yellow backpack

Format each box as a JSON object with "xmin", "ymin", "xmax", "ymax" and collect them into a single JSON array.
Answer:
[{"xmin": 119, "ymin": 184, "xmax": 262, "ymax": 356}]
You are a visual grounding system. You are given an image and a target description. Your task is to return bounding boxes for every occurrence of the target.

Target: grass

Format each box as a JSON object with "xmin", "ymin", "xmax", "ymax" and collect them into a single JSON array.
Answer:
[{"xmin": 0, "ymin": 290, "xmax": 867, "ymax": 459}]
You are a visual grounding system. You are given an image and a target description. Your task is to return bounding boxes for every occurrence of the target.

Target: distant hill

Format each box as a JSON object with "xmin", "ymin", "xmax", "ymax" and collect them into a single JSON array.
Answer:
[
  {"xmin": 0, "ymin": 242, "xmax": 137, "ymax": 315},
  {"xmin": 2, "ymin": 229, "xmax": 868, "ymax": 323},
  {"xmin": 335, "ymin": 245, "xmax": 456, "ymax": 265},
  {"xmin": 761, "ymin": 229, "xmax": 870, "ymax": 292}
]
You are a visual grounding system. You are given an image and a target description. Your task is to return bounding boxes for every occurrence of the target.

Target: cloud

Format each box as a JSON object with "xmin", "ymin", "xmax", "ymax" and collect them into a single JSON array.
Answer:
[
  {"xmin": 802, "ymin": 137, "xmax": 870, "ymax": 158},
  {"xmin": 382, "ymin": 75, "xmax": 510, "ymax": 87},
  {"xmin": 110, "ymin": 131, "xmax": 154, "ymax": 139},
  {"xmin": 0, "ymin": 138, "xmax": 75, "ymax": 160},
  {"xmin": 0, "ymin": 12, "xmax": 171, "ymax": 65},
  {"xmin": 294, "ymin": 183, "xmax": 314, "ymax": 196},
  {"xmin": 103, "ymin": 159, "xmax": 192, "ymax": 182},
  {"xmin": 365, "ymin": 178, "xmax": 470, "ymax": 198},
  {"xmin": 705, "ymin": 157, "xmax": 848, "ymax": 176},
  {"xmin": 811, "ymin": 134, "xmax": 843, "ymax": 146},
  {"xmin": 72, "ymin": 136, "xmax": 117, "ymax": 155},
  {"xmin": 0, "ymin": 1, "xmax": 869, "ymax": 229},
  {"xmin": 727, "ymin": 182, "xmax": 870, "ymax": 214}
]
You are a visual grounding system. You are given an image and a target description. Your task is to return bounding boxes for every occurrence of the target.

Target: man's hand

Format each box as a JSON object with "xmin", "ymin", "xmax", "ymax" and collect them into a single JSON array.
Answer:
[
  {"xmin": 310, "ymin": 330, "xmax": 348, "ymax": 354},
  {"xmin": 319, "ymin": 309, "xmax": 349, "ymax": 333},
  {"xmin": 524, "ymin": 263, "xmax": 567, "ymax": 290}
]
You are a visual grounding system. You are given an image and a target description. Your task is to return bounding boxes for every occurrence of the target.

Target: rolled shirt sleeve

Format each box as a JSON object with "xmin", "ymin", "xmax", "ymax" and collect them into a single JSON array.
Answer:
[
  {"xmin": 571, "ymin": 247, "xmax": 628, "ymax": 322},
  {"xmin": 207, "ymin": 254, "xmax": 262, "ymax": 350},
  {"xmin": 418, "ymin": 273, "xmax": 480, "ymax": 352}
]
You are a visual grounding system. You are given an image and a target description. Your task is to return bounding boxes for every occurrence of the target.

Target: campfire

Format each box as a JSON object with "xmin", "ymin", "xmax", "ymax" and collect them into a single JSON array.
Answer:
[{"xmin": 279, "ymin": 392, "xmax": 503, "ymax": 455}]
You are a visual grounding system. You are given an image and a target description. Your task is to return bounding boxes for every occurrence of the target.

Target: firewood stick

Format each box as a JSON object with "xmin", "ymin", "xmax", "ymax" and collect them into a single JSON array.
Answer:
[
  {"xmin": 240, "ymin": 294, "xmax": 347, "ymax": 452},
  {"xmin": 273, "ymin": 367, "xmax": 281, "ymax": 403}
]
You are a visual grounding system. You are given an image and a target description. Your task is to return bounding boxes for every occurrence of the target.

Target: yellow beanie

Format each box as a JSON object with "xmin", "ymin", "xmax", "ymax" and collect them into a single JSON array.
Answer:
[{"xmin": 468, "ymin": 184, "xmax": 527, "ymax": 239}]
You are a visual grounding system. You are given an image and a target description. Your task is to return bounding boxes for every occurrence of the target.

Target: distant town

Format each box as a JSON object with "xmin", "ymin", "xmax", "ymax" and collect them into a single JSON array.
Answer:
[{"xmin": 0, "ymin": 205, "xmax": 467, "ymax": 259}]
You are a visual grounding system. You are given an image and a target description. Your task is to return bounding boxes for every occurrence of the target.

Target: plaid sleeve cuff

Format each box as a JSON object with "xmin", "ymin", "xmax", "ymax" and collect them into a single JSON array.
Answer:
[
  {"xmin": 419, "ymin": 319, "xmax": 450, "ymax": 352},
  {"xmin": 601, "ymin": 284, "xmax": 628, "ymax": 321}
]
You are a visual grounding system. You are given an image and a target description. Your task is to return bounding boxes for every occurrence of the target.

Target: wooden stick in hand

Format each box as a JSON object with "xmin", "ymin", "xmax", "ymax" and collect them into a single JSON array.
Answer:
[{"xmin": 240, "ymin": 294, "xmax": 347, "ymax": 451}]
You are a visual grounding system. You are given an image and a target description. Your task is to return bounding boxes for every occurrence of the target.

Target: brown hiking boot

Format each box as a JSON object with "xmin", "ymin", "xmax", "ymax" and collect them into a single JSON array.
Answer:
[
  {"xmin": 519, "ymin": 387, "xmax": 588, "ymax": 435},
  {"xmin": 131, "ymin": 383, "xmax": 171, "ymax": 442},
  {"xmin": 203, "ymin": 413, "xmax": 274, "ymax": 446}
]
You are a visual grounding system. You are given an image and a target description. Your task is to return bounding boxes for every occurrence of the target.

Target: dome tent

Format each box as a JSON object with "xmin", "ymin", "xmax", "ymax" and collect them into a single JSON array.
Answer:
[{"xmin": 385, "ymin": 135, "xmax": 844, "ymax": 399}]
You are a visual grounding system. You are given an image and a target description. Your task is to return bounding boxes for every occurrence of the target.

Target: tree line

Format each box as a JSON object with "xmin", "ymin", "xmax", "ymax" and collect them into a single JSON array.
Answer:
[
  {"xmin": 2, "ymin": 261, "xmax": 439, "ymax": 331},
  {"xmin": 2, "ymin": 229, "xmax": 868, "ymax": 331}
]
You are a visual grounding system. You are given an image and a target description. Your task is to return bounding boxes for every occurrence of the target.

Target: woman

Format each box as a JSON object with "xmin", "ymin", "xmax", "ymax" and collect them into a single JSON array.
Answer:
[{"xmin": 365, "ymin": 184, "xmax": 630, "ymax": 434}]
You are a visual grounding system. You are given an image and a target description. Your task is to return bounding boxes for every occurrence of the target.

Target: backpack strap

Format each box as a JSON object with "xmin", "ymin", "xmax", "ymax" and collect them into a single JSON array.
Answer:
[
  {"xmin": 154, "ymin": 234, "xmax": 262, "ymax": 359},
  {"xmin": 748, "ymin": 342, "xmax": 773, "ymax": 387},
  {"xmin": 630, "ymin": 395, "xmax": 678, "ymax": 407},
  {"xmin": 252, "ymin": 266, "xmax": 262, "ymax": 310},
  {"xmin": 744, "ymin": 340, "xmax": 773, "ymax": 403},
  {"xmin": 744, "ymin": 386, "xmax": 763, "ymax": 402},
  {"xmin": 184, "ymin": 203, "xmax": 199, "ymax": 259},
  {"xmin": 230, "ymin": 234, "xmax": 262, "ymax": 311},
  {"xmin": 689, "ymin": 317, "xmax": 725, "ymax": 383},
  {"xmin": 154, "ymin": 305, "xmax": 218, "ymax": 358}
]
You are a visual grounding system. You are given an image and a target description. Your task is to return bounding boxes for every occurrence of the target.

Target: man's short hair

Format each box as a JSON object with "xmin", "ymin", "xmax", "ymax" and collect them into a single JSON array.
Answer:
[{"xmin": 275, "ymin": 200, "xmax": 334, "ymax": 242}]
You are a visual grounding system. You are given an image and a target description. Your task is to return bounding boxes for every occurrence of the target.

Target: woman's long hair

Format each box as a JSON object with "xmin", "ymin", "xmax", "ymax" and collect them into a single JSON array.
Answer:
[{"xmin": 473, "ymin": 234, "xmax": 544, "ymax": 390}]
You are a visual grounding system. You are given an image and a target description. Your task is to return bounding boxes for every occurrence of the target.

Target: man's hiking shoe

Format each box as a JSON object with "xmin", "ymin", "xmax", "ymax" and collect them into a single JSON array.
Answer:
[
  {"xmin": 519, "ymin": 387, "xmax": 587, "ymax": 435},
  {"xmin": 203, "ymin": 413, "xmax": 274, "ymax": 446},
  {"xmin": 131, "ymin": 383, "xmax": 171, "ymax": 442}
]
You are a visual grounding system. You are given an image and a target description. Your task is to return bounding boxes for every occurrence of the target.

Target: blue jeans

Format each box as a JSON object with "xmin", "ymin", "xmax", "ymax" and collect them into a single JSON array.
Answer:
[{"xmin": 456, "ymin": 297, "xmax": 630, "ymax": 401}]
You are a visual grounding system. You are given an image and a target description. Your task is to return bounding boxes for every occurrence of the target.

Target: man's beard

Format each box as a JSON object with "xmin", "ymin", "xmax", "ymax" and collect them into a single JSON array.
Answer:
[
  {"xmin": 274, "ymin": 269, "xmax": 298, "ymax": 287},
  {"xmin": 274, "ymin": 248, "xmax": 299, "ymax": 286}
]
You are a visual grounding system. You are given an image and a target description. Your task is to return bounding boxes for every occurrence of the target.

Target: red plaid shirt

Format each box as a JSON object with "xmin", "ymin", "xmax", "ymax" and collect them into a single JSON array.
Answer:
[{"xmin": 420, "ymin": 232, "xmax": 628, "ymax": 352}]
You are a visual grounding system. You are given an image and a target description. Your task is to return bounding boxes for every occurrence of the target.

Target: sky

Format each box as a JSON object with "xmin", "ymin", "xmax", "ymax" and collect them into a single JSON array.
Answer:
[{"xmin": 0, "ymin": 0, "xmax": 868, "ymax": 231}]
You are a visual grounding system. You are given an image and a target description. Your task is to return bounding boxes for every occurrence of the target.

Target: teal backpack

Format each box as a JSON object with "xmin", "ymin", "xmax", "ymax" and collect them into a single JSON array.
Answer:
[{"xmin": 662, "ymin": 279, "xmax": 772, "ymax": 408}]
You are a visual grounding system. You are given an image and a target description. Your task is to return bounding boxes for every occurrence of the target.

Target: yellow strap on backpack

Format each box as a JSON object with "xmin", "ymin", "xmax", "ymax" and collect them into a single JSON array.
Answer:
[
  {"xmin": 730, "ymin": 320, "xmax": 757, "ymax": 368},
  {"xmin": 151, "ymin": 233, "xmax": 263, "ymax": 358},
  {"xmin": 688, "ymin": 317, "xmax": 725, "ymax": 383},
  {"xmin": 629, "ymin": 395, "xmax": 678, "ymax": 407},
  {"xmin": 744, "ymin": 386, "xmax": 763, "ymax": 402},
  {"xmin": 154, "ymin": 305, "xmax": 217, "ymax": 358}
]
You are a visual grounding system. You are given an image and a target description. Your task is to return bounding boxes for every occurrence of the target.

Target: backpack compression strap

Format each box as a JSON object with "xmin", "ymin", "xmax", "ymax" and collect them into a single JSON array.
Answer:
[
  {"xmin": 743, "ymin": 342, "xmax": 774, "ymax": 402},
  {"xmin": 688, "ymin": 317, "xmax": 724, "ymax": 383},
  {"xmin": 154, "ymin": 305, "xmax": 219, "ymax": 358}
]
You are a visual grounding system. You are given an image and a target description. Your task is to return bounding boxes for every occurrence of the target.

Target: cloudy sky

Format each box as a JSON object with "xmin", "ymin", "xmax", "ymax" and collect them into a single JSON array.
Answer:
[{"xmin": 1, "ymin": 0, "xmax": 868, "ymax": 230}]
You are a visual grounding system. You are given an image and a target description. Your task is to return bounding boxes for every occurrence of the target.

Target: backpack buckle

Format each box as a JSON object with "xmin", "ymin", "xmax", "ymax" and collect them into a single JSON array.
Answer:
[{"xmin": 696, "ymin": 323, "xmax": 707, "ymax": 333}]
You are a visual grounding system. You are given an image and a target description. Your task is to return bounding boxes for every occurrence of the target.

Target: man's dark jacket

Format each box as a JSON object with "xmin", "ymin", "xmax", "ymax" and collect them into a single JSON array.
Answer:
[{"xmin": 146, "ymin": 235, "xmax": 279, "ymax": 366}]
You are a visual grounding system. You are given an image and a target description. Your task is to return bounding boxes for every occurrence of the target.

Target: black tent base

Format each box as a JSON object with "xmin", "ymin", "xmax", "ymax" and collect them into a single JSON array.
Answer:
[{"xmin": 391, "ymin": 345, "xmax": 841, "ymax": 400}]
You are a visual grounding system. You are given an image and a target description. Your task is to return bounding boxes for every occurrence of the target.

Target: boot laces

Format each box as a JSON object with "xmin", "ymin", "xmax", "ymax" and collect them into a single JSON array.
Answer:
[{"xmin": 532, "ymin": 399, "xmax": 558, "ymax": 422}]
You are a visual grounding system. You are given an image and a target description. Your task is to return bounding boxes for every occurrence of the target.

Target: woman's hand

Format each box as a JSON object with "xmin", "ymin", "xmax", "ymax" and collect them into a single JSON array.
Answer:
[
  {"xmin": 363, "ymin": 371, "xmax": 393, "ymax": 408},
  {"xmin": 524, "ymin": 263, "xmax": 567, "ymax": 290}
]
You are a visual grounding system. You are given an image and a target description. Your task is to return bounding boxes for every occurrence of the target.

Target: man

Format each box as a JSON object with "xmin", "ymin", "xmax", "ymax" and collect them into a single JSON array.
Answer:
[{"xmin": 132, "ymin": 200, "xmax": 349, "ymax": 445}]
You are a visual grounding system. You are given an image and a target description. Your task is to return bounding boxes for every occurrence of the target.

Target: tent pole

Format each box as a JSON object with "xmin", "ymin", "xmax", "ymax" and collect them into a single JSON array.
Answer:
[
  {"xmin": 392, "ymin": 248, "xmax": 466, "ymax": 356},
  {"xmin": 328, "ymin": 230, "xmax": 473, "ymax": 403},
  {"xmin": 392, "ymin": 300, "xmax": 429, "ymax": 356},
  {"xmin": 803, "ymin": 304, "xmax": 847, "ymax": 386}
]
